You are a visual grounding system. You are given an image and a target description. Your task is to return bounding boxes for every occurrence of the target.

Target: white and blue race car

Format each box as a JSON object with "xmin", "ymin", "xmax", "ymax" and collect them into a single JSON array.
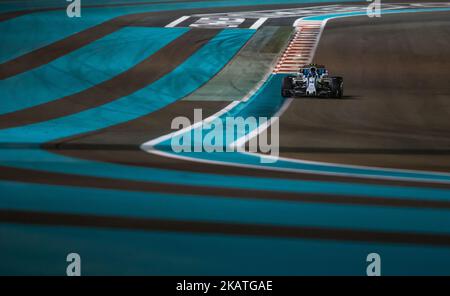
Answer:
[{"xmin": 281, "ymin": 64, "xmax": 343, "ymax": 98}]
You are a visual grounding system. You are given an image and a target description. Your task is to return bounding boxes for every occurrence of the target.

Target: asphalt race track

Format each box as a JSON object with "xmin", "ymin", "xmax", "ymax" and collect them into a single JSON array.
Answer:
[
  {"xmin": 1, "ymin": 0, "xmax": 450, "ymax": 275},
  {"xmin": 280, "ymin": 11, "xmax": 450, "ymax": 171}
]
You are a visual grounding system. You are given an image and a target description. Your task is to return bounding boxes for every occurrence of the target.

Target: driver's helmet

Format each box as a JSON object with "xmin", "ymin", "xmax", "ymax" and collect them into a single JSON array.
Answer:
[{"xmin": 309, "ymin": 67, "xmax": 317, "ymax": 77}]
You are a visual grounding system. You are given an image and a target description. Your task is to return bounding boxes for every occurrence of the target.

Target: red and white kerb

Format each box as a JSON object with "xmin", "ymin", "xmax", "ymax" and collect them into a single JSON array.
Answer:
[{"xmin": 273, "ymin": 20, "xmax": 324, "ymax": 74}]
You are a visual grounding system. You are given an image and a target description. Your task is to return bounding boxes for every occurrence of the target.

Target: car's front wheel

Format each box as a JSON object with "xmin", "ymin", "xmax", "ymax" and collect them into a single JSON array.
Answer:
[{"xmin": 281, "ymin": 76, "xmax": 294, "ymax": 98}]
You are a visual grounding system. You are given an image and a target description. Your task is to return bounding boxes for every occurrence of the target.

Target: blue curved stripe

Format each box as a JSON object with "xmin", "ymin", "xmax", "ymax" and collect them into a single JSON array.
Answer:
[
  {"xmin": 0, "ymin": 27, "xmax": 187, "ymax": 115},
  {"xmin": 0, "ymin": 0, "xmax": 357, "ymax": 63},
  {"xmin": 2, "ymin": 223, "xmax": 450, "ymax": 275},
  {"xmin": 1, "ymin": 148, "xmax": 450, "ymax": 203},
  {"xmin": 2, "ymin": 180, "xmax": 450, "ymax": 235},
  {"xmin": 0, "ymin": 29, "xmax": 254, "ymax": 141}
]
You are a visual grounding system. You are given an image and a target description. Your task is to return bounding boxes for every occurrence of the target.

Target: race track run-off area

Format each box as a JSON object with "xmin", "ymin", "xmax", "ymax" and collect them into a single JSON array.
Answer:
[{"xmin": 1, "ymin": 0, "xmax": 450, "ymax": 275}]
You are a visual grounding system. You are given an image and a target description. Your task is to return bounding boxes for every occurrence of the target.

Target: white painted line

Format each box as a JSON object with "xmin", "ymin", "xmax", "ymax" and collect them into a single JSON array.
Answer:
[
  {"xmin": 230, "ymin": 98, "xmax": 293, "ymax": 149},
  {"xmin": 249, "ymin": 17, "xmax": 268, "ymax": 30},
  {"xmin": 165, "ymin": 15, "xmax": 190, "ymax": 28},
  {"xmin": 142, "ymin": 100, "xmax": 240, "ymax": 150}
]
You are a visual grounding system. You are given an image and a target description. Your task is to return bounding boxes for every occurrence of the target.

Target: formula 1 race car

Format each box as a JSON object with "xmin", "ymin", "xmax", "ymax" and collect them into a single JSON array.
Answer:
[{"xmin": 281, "ymin": 64, "xmax": 343, "ymax": 98}]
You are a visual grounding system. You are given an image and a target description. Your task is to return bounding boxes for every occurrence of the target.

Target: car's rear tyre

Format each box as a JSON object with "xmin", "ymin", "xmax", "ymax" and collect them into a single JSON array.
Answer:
[
  {"xmin": 330, "ymin": 76, "xmax": 343, "ymax": 98},
  {"xmin": 281, "ymin": 76, "xmax": 294, "ymax": 98}
]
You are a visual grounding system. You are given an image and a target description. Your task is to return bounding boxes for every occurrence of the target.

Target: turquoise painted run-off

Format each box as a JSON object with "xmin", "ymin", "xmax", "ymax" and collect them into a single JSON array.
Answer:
[
  {"xmin": 0, "ymin": 28, "xmax": 254, "ymax": 141},
  {"xmin": 2, "ymin": 1, "xmax": 450, "ymax": 275},
  {"xmin": 0, "ymin": 27, "xmax": 187, "ymax": 115}
]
